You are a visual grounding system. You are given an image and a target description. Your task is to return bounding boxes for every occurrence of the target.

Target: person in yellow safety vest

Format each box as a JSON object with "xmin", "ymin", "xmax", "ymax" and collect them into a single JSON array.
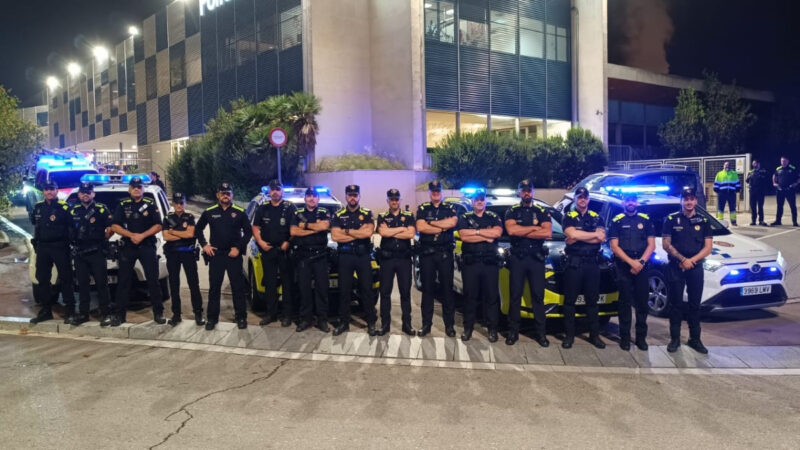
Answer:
[{"xmin": 713, "ymin": 161, "xmax": 742, "ymax": 226}]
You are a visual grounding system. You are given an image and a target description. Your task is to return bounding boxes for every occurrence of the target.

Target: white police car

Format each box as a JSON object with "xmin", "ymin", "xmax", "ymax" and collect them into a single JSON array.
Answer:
[
  {"xmin": 28, "ymin": 173, "xmax": 171, "ymax": 304},
  {"xmin": 24, "ymin": 152, "xmax": 98, "ymax": 216},
  {"xmin": 556, "ymin": 185, "xmax": 787, "ymax": 316}
]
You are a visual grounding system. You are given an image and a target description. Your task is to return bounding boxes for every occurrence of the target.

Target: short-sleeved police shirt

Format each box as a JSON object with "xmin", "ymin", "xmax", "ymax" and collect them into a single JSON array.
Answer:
[
  {"xmin": 70, "ymin": 201, "xmax": 113, "ymax": 245},
  {"xmin": 291, "ymin": 207, "xmax": 331, "ymax": 248},
  {"xmin": 504, "ymin": 203, "xmax": 551, "ymax": 251},
  {"xmin": 253, "ymin": 200, "xmax": 297, "ymax": 246},
  {"xmin": 32, "ymin": 200, "xmax": 71, "ymax": 243},
  {"xmin": 112, "ymin": 196, "xmax": 162, "ymax": 246},
  {"xmin": 416, "ymin": 201, "xmax": 458, "ymax": 247},
  {"xmin": 331, "ymin": 206, "xmax": 374, "ymax": 247},
  {"xmin": 377, "ymin": 210, "xmax": 414, "ymax": 252},
  {"xmin": 774, "ymin": 164, "xmax": 799, "ymax": 189},
  {"xmin": 607, "ymin": 212, "xmax": 654, "ymax": 258},
  {"xmin": 562, "ymin": 209, "xmax": 605, "ymax": 256},
  {"xmin": 457, "ymin": 211, "xmax": 502, "ymax": 254},
  {"xmin": 195, "ymin": 204, "xmax": 251, "ymax": 252},
  {"xmin": 163, "ymin": 211, "xmax": 197, "ymax": 251},
  {"xmin": 662, "ymin": 211, "xmax": 712, "ymax": 263}
]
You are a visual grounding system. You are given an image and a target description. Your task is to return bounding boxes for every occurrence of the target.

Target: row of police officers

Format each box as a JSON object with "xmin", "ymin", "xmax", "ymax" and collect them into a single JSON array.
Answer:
[{"xmin": 30, "ymin": 176, "xmax": 712, "ymax": 353}]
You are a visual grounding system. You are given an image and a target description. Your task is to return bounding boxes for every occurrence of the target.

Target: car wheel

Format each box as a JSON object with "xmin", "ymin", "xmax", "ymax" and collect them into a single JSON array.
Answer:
[
  {"xmin": 646, "ymin": 268, "xmax": 671, "ymax": 317},
  {"xmin": 248, "ymin": 264, "xmax": 267, "ymax": 312},
  {"xmin": 413, "ymin": 256, "xmax": 422, "ymax": 291},
  {"xmin": 159, "ymin": 278, "xmax": 170, "ymax": 301}
]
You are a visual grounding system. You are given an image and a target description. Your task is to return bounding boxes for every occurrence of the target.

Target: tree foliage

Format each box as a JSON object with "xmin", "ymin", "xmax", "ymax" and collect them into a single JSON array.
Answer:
[{"xmin": 0, "ymin": 87, "xmax": 42, "ymax": 212}]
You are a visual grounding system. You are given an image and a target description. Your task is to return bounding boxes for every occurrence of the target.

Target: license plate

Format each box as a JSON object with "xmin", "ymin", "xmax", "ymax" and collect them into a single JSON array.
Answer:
[
  {"xmin": 575, "ymin": 294, "xmax": 607, "ymax": 305},
  {"xmin": 741, "ymin": 285, "xmax": 771, "ymax": 296},
  {"xmin": 329, "ymin": 278, "xmax": 338, "ymax": 289}
]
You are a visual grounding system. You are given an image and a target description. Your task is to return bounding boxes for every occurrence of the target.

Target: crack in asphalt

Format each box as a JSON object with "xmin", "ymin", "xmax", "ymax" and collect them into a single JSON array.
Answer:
[{"xmin": 149, "ymin": 358, "xmax": 288, "ymax": 449}]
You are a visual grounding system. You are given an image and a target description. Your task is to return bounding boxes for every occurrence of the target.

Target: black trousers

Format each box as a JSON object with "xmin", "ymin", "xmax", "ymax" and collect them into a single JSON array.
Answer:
[
  {"xmin": 420, "ymin": 250, "xmax": 455, "ymax": 328},
  {"xmin": 115, "ymin": 244, "xmax": 163, "ymax": 319},
  {"xmin": 508, "ymin": 254, "xmax": 546, "ymax": 337},
  {"xmin": 35, "ymin": 242, "xmax": 75, "ymax": 312},
  {"xmin": 296, "ymin": 252, "xmax": 328, "ymax": 321},
  {"xmin": 462, "ymin": 261, "xmax": 499, "ymax": 331},
  {"xmin": 379, "ymin": 256, "xmax": 412, "ymax": 327},
  {"xmin": 667, "ymin": 262, "xmax": 703, "ymax": 341},
  {"xmin": 74, "ymin": 249, "xmax": 110, "ymax": 316},
  {"xmin": 338, "ymin": 253, "xmax": 376, "ymax": 325},
  {"xmin": 207, "ymin": 253, "xmax": 247, "ymax": 322},
  {"xmin": 615, "ymin": 262, "xmax": 649, "ymax": 341},
  {"xmin": 749, "ymin": 190, "xmax": 766, "ymax": 223},
  {"xmin": 166, "ymin": 251, "xmax": 203, "ymax": 316},
  {"xmin": 261, "ymin": 248, "xmax": 293, "ymax": 318},
  {"xmin": 776, "ymin": 189, "xmax": 797, "ymax": 224},
  {"xmin": 563, "ymin": 257, "xmax": 600, "ymax": 339}
]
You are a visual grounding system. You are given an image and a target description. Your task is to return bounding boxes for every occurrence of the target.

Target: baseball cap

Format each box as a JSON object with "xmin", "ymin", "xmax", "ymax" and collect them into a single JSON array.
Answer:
[
  {"xmin": 218, "ymin": 182, "xmax": 233, "ymax": 192},
  {"xmin": 681, "ymin": 188, "xmax": 697, "ymax": 199},
  {"xmin": 470, "ymin": 190, "xmax": 486, "ymax": 201},
  {"xmin": 428, "ymin": 180, "xmax": 442, "ymax": 192},
  {"xmin": 173, "ymin": 192, "xmax": 186, "ymax": 203},
  {"xmin": 42, "ymin": 180, "xmax": 58, "ymax": 190},
  {"xmin": 129, "ymin": 177, "xmax": 144, "ymax": 188},
  {"xmin": 304, "ymin": 187, "xmax": 318, "ymax": 196},
  {"xmin": 518, "ymin": 179, "xmax": 533, "ymax": 191},
  {"xmin": 575, "ymin": 187, "xmax": 590, "ymax": 198},
  {"xmin": 345, "ymin": 184, "xmax": 360, "ymax": 195},
  {"xmin": 78, "ymin": 182, "xmax": 94, "ymax": 193},
  {"xmin": 268, "ymin": 179, "xmax": 282, "ymax": 190},
  {"xmin": 386, "ymin": 188, "xmax": 401, "ymax": 199}
]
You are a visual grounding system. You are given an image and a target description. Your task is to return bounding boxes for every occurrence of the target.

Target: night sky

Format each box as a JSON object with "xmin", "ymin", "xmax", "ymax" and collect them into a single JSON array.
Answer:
[{"xmin": 1, "ymin": 0, "xmax": 797, "ymax": 106}]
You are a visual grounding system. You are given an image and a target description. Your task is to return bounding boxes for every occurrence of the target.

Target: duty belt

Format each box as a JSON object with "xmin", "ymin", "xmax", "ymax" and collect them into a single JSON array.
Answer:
[{"xmin": 170, "ymin": 246, "xmax": 196, "ymax": 252}]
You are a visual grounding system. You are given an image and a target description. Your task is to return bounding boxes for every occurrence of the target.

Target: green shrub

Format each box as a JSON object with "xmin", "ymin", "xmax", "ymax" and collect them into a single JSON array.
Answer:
[
  {"xmin": 166, "ymin": 140, "xmax": 197, "ymax": 197},
  {"xmin": 316, "ymin": 154, "xmax": 405, "ymax": 171}
]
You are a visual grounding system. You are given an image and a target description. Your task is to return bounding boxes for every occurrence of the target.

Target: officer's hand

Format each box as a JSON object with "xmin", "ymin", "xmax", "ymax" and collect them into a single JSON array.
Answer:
[
  {"xmin": 565, "ymin": 236, "xmax": 577, "ymax": 245},
  {"xmin": 130, "ymin": 233, "xmax": 143, "ymax": 245},
  {"xmin": 680, "ymin": 258, "xmax": 695, "ymax": 271},
  {"xmin": 630, "ymin": 260, "xmax": 644, "ymax": 274},
  {"xmin": 280, "ymin": 241, "xmax": 290, "ymax": 251},
  {"xmin": 258, "ymin": 241, "xmax": 272, "ymax": 252},
  {"xmin": 228, "ymin": 248, "xmax": 240, "ymax": 258},
  {"xmin": 203, "ymin": 244, "xmax": 216, "ymax": 256}
]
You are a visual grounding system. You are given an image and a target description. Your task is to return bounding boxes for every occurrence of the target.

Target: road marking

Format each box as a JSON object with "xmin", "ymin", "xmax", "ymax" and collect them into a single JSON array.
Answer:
[
  {"xmin": 0, "ymin": 214, "xmax": 32, "ymax": 239},
  {"xmin": 756, "ymin": 228, "xmax": 798, "ymax": 241}
]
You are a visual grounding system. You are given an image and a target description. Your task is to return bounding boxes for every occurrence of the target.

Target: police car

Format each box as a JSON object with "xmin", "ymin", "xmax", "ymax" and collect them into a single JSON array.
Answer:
[
  {"xmin": 243, "ymin": 186, "xmax": 380, "ymax": 312},
  {"xmin": 24, "ymin": 152, "xmax": 99, "ymax": 216},
  {"xmin": 556, "ymin": 185, "xmax": 787, "ymax": 316},
  {"xmin": 413, "ymin": 187, "xmax": 620, "ymax": 322},
  {"xmin": 28, "ymin": 173, "xmax": 171, "ymax": 304}
]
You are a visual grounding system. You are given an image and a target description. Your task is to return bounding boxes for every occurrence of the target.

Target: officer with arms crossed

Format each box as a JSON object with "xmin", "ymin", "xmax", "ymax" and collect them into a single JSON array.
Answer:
[
  {"xmin": 456, "ymin": 189, "xmax": 503, "ymax": 343},
  {"xmin": 713, "ymin": 161, "xmax": 741, "ymax": 226},
  {"xmin": 746, "ymin": 159, "xmax": 771, "ymax": 226},
  {"xmin": 290, "ymin": 187, "xmax": 332, "ymax": 332},
  {"xmin": 608, "ymin": 192, "xmax": 655, "ymax": 351},
  {"xmin": 376, "ymin": 189, "xmax": 416, "ymax": 336},
  {"xmin": 331, "ymin": 185, "xmax": 377, "ymax": 336},
  {"xmin": 562, "ymin": 187, "xmax": 606, "ymax": 349},
  {"xmin": 195, "ymin": 183, "xmax": 252, "ymax": 330},
  {"xmin": 70, "ymin": 182, "xmax": 113, "ymax": 326},
  {"xmin": 504, "ymin": 179, "xmax": 552, "ymax": 347},
  {"xmin": 107, "ymin": 176, "xmax": 164, "ymax": 326},
  {"xmin": 416, "ymin": 181, "xmax": 459, "ymax": 337},
  {"xmin": 772, "ymin": 156, "xmax": 799, "ymax": 227},
  {"xmin": 30, "ymin": 181, "xmax": 76, "ymax": 324},
  {"xmin": 252, "ymin": 179, "xmax": 297, "ymax": 327},
  {"xmin": 662, "ymin": 188, "xmax": 713, "ymax": 354},
  {"xmin": 163, "ymin": 192, "xmax": 205, "ymax": 326}
]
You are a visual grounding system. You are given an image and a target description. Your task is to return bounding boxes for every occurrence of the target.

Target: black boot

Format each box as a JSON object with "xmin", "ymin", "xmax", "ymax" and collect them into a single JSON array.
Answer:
[
  {"xmin": 194, "ymin": 312, "xmax": 206, "ymax": 326},
  {"xmin": 667, "ymin": 338, "xmax": 680, "ymax": 353},
  {"xmin": 30, "ymin": 309, "xmax": 53, "ymax": 324},
  {"xmin": 461, "ymin": 328, "xmax": 473, "ymax": 342},
  {"xmin": 401, "ymin": 323, "xmax": 416, "ymax": 336}
]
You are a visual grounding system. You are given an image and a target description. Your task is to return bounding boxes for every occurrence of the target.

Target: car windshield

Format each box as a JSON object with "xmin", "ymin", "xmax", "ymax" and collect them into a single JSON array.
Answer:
[
  {"xmin": 608, "ymin": 203, "xmax": 731, "ymax": 237},
  {"xmin": 577, "ymin": 174, "xmax": 630, "ymax": 191},
  {"xmin": 630, "ymin": 172, "xmax": 700, "ymax": 197},
  {"xmin": 49, "ymin": 170, "xmax": 98, "ymax": 188},
  {"xmin": 66, "ymin": 191, "xmax": 159, "ymax": 214}
]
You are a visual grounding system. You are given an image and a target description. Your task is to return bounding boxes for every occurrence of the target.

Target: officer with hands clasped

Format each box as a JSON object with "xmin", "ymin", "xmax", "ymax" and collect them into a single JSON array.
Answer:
[
  {"xmin": 252, "ymin": 179, "xmax": 297, "ymax": 327},
  {"xmin": 504, "ymin": 179, "xmax": 552, "ymax": 347},
  {"xmin": 416, "ymin": 180, "xmax": 459, "ymax": 337},
  {"xmin": 562, "ymin": 187, "xmax": 606, "ymax": 349},
  {"xmin": 30, "ymin": 180, "xmax": 76, "ymax": 324},
  {"xmin": 772, "ymin": 156, "xmax": 799, "ymax": 227},
  {"xmin": 69, "ymin": 182, "xmax": 113, "ymax": 326},
  {"xmin": 106, "ymin": 176, "xmax": 164, "ymax": 327},
  {"xmin": 195, "ymin": 183, "xmax": 252, "ymax": 330},
  {"xmin": 376, "ymin": 189, "xmax": 416, "ymax": 336},
  {"xmin": 290, "ymin": 187, "xmax": 332, "ymax": 333},
  {"xmin": 331, "ymin": 185, "xmax": 377, "ymax": 336},
  {"xmin": 163, "ymin": 192, "xmax": 205, "ymax": 326},
  {"xmin": 662, "ymin": 188, "xmax": 713, "ymax": 354},
  {"xmin": 607, "ymin": 192, "xmax": 655, "ymax": 351},
  {"xmin": 456, "ymin": 189, "xmax": 503, "ymax": 343}
]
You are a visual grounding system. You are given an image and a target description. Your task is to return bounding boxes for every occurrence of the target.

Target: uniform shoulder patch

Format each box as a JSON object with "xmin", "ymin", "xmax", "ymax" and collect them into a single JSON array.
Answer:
[
  {"xmin": 588, "ymin": 210, "xmax": 599, "ymax": 217},
  {"xmin": 401, "ymin": 211, "xmax": 413, "ymax": 217},
  {"xmin": 231, "ymin": 204, "xmax": 245, "ymax": 212},
  {"xmin": 318, "ymin": 207, "xmax": 329, "ymax": 215},
  {"xmin": 205, "ymin": 204, "xmax": 219, "ymax": 211},
  {"xmin": 612, "ymin": 213, "xmax": 625, "ymax": 222},
  {"xmin": 143, "ymin": 197, "xmax": 154, "ymax": 203},
  {"xmin": 510, "ymin": 204, "xmax": 520, "ymax": 210},
  {"xmin": 637, "ymin": 212, "xmax": 650, "ymax": 220},
  {"xmin": 420, "ymin": 202, "xmax": 430, "ymax": 208},
  {"xmin": 567, "ymin": 211, "xmax": 578, "ymax": 218},
  {"xmin": 379, "ymin": 211, "xmax": 388, "ymax": 218},
  {"xmin": 335, "ymin": 208, "xmax": 346, "ymax": 217},
  {"xmin": 534, "ymin": 204, "xmax": 546, "ymax": 212},
  {"xmin": 486, "ymin": 211, "xmax": 498, "ymax": 218},
  {"xmin": 359, "ymin": 207, "xmax": 371, "ymax": 215}
]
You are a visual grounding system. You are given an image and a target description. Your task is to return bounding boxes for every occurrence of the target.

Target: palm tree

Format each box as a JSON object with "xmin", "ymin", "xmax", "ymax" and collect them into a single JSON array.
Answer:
[{"xmin": 288, "ymin": 92, "xmax": 321, "ymax": 158}]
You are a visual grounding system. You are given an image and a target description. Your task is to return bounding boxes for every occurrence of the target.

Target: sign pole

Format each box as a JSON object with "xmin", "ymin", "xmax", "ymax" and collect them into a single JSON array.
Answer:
[
  {"xmin": 268, "ymin": 127, "xmax": 288, "ymax": 186},
  {"xmin": 276, "ymin": 147, "xmax": 282, "ymax": 185}
]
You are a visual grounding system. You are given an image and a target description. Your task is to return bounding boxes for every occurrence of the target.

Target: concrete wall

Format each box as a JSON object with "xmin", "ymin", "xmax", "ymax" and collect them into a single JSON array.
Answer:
[
  {"xmin": 305, "ymin": 170, "xmax": 434, "ymax": 213},
  {"xmin": 573, "ymin": 0, "xmax": 607, "ymax": 144}
]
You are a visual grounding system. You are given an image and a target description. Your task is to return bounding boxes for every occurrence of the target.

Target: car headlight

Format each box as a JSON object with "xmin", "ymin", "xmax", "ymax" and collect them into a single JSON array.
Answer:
[
  {"xmin": 702, "ymin": 259, "xmax": 724, "ymax": 272},
  {"xmin": 777, "ymin": 251, "xmax": 786, "ymax": 269}
]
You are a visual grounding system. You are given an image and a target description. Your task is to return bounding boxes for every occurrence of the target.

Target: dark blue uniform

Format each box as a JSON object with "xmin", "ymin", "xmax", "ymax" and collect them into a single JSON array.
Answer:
[
  {"xmin": 32, "ymin": 199, "xmax": 75, "ymax": 319},
  {"xmin": 416, "ymin": 201, "xmax": 458, "ymax": 331},
  {"xmin": 331, "ymin": 206, "xmax": 376, "ymax": 327},
  {"xmin": 70, "ymin": 201, "xmax": 113, "ymax": 318},
  {"xmin": 376, "ymin": 210, "xmax": 415, "ymax": 331},
  {"xmin": 291, "ymin": 206, "xmax": 331, "ymax": 323},
  {"xmin": 746, "ymin": 167, "xmax": 770, "ymax": 225},
  {"xmin": 773, "ymin": 164, "xmax": 799, "ymax": 226},
  {"xmin": 163, "ymin": 211, "xmax": 203, "ymax": 319},
  {"xmin": 456, "ymin": 210, "xmax": 502, "ymax": 333},
  {"xmin": 253, "ymin": 200, "xmax": 297, "ymax": 321},
  {"xmin": 562, "ymin": 209, "xmax": 605, "ymax": 344}
]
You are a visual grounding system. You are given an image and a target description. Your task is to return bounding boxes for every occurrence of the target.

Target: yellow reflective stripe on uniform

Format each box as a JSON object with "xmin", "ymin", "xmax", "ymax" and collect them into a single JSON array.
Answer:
[
  {"xmin": 612, "ymin": 213, "xmax": 625, "ymax": 222},
  {"xmin": 335, "ymin": 209, "xmax": 346, "ymax": 217},
  {"xmin": 232, "ymin": 204, "xmax": 245, "ymax": 212},
  {"xmin": 637, "ymin": 212, "xmax": 650, "ymax": 220},
  {"xmin": 205, "ymin": 204, "xmax": 219, "ymax": 211},
  {"xmin": 588, "ymin": 210, "xmax": 598, "ymax": 217}
]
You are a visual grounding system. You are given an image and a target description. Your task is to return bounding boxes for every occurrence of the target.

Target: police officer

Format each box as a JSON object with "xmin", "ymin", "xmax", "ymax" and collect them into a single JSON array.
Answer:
[
  {"xmin": 608, "ymin": 192, "xmax": 655, "ymax": 351},
  {"xmin": 504, "ymin": 179, "xmax": 552, "ymax": 347},
  {"xmin": 163, "ymin": 192, "xmax": 205, "ymax": 326},
  {"xmin": 456, "ymin": 189, "xmax": 502, "ymax": 343},
  {"xmin": 662, "ymin": 188, "xmax": 713, "ymax": 354},
  {"xmin": 376, "ymin": 189, "xmax": 416, "ymax": 336},
  {"xmin": 252, "ymin": 179, "xmax": 297, "ymax": 327},
  {"xmin": 771, "ymin": 156, "xmax": 799, "ymax": 227},
  {"xmin": 150, "ymin": 171, "xmax": 166, "ymax": 191},
  {"xmin": 713, "ymin": 161, "xmax": 741, "ymax": 225},
  {"xmin": 746, "ymin": 159, "xmax": 771, "ymax": 226},
  {"xmin": 69, "ymin": 182, "xmax": 113, "ymax": 326},
  {"xmin": 290, "ymin": 187, "xmax": 332, "ymax": 333},
  {"xmin": 416, "ymin": 180, "xmax": 459, "ymax": 337},
  {"xmin": 30, "ymin": 181, "xmax": 76, "ymax": 324},
  {"xmin": 195, "ymin": 183, "xmax": 252, "ymax": 330},
  {"xmin": 331, "ymin": 185, "xmax": 377, "ymax": 336},
  {"xmin": 107, "ymin": 176, "xmax": 164, "ymax": 327},
  {"xmin": 562, "ymin": 187, "xmax": 606, "ymax": 349}
]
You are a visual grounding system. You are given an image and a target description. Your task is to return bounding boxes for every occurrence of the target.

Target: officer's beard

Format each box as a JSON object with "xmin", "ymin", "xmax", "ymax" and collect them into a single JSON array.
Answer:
[
  {"xmin": 521, "ymin": 197, "xmax": 532, "ymax": 206},
  {"xmin": 626, "ymin": 204, "xmax": 637, "ymax": 214}
]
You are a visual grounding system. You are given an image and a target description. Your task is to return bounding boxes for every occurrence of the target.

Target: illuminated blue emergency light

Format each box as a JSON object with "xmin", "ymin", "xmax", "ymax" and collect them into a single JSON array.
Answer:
[
  {"xmin": 604, "ymin": 185, "xmax": 670, "ymax": 194},
  {"xmin": 769, "ymin": 267, "xmax": 778, "ymax": 273},
  {"xmin": 730, "ymin": 269, "xmax": 741, "ymax": 276},
  {"xmin": 490, "ymin": 188, "xmax": 515, "ymax": 196},
  {"xmin": 81, "ymin": 174, "xmax": 110, "ymax": 183},
  {"xmin": 80, "ymin": 173, "xmax": 151, "ymax": 185},
  {"xmin": 313, "ymin": 186, "xmax": 330, "ymax": 194},
  {"xmin": 37, "ymin": 155, "xmax": 93, "ymax": 171},
  {"xmin": 459, "ymin": 186, "xmax": 485, "ymax": 196}
]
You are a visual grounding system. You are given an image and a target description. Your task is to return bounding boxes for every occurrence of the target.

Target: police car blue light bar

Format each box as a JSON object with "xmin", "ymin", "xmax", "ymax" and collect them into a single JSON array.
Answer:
[
  {"xmin": 80, "ymin": 173, "xmax": 152, "ymax": 185},
  {"xmin": 490, "ymin": 188, "xmax": 515, "ymax": 196},
  {"xmin": 459, "ymin": 186, "xmax": 485, "ymax": 196},
  {"xmin": 604, "ymin": 185, "xmax": 670, "ymax": 194},
  {"xmin": 81, "ymin": 174, "xmax": 111, "ymax": 183},
  {"xmin": 314, "ymin": 186, "xmax": 330, "ymax": 194}
]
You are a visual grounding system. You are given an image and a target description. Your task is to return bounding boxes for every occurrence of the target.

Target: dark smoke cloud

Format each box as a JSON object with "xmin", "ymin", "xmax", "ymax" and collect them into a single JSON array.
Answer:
[{"xmin": 617, "ymin": 0, "xmax": 674, "ymax": 74}]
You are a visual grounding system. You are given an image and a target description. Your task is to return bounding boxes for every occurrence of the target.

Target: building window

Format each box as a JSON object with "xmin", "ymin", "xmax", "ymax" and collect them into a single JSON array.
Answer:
[
  {"xmin": 36, "ymin": 112, "xmax": 48, "ymax": 127},
  {"xmin": 424, "ymin": 1, "xmax": 455, "ymax": 43},
  {"xmin": 546, "ymin": 25, "xmax": 568, "ymax": 62},
  {"xmin": 459, "ymin": 19, "xmax": 488, "ymax": 49},
  {"xmin": 519, "ymin": 17, "xmax": 544, "ymax": 58},
  {"xmin": 170, "ymin": 44, "xmax": 186, "ymax": 90},
  {"xmin": 426, "ymin": 110, "xmax": 457, "ymax": 148},
  {"xmin": 110, "ymin": 80, "xmax": 119, "ymax": 117},
  {"xmin": 519, "ymin": 117, "xmax": 543, "ymax": 139},
  {"xmin": 257, "ymin": 14, "xmax": 278, "ymax": 52},
  {"xmin": 171, "ymin": 138, "xmax": 188, "ymax": 158},
  {"xmin": 280, "ymin": 5, "xmax": 302, "ymax": 50},
  {"xmin": 146, "ymin": 56, "xmax": 157, "ymax": 100},
  {"xmin": 490, "ymin": 10, "xmax": 516, "ymax": 54},
  {"xmin": 491, "ymin": 115, "xmax": 517, "ymax": 135},
  {"xmin": 460, "ymin": 112, "xmax": 487, "ymax": 133}
]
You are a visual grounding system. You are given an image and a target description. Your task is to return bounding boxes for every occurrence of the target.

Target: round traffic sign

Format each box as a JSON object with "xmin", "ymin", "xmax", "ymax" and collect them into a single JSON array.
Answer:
[{"xmin": 268, "ymin": 127, "xmax": 288, "ymax": 147}]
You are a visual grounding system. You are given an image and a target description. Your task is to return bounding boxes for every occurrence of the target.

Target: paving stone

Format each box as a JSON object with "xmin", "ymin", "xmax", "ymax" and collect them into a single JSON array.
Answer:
[
  {"xmin": 521, "ymin": 342, "xmax": 564, "ymax": 366},
  {"xmin": 560, "ymin": 344, "xmax": 603, "ymax": 367},
  {"xmin": 129, "ymin": 322, "xmax": 172, "ymax": 340},
  {"xmin": 760, "ymin": 346, "xmax": 800, "ymax": 368},
  {"xmin": 417, "ymin": 337, "xmax": 455, "ymax": 361},
  {"xmin": 216, "ymin": 326, "xmax": 265, "ymax": 348},
  {"xmin": 629, "ymin": 346, "xmax": 675, "ymax": 368},
  {"xmin": 63, "ymin": 321, "xmax": 132, "ymax": 339},
  {"xmin": 726, "ymin": 346, "xmax": 785, "ymax": 368},
  {"xmin": 157, "ymin": 321, "xmax": 204, "ymax": 342},
  {"xmin": 247, "ymin": 327, "xmax": 295, "ymax": 351},
  {"xmin": 704, "ymin": 347, "xmax": 747, "ymax": 368},
  {"xmin": 666, "ymin": 346, "xmax": 713, "ymax": 368},
  {"xmin": 381, "ymin": 334, "xmax": 421, "ymax": 359},
  {"xmin": 186, "ymin": 322, "xmax": 236, "ymax": 345},
  {"xmin": 595, "ymin": 346, "xmax": 639, "ymax": 368},
  {"xmin": 348, "ymin": 334, "xmax": 389, "ymax": 357},
  {"xmin": 0, "ymin": 316, "xmax": 60, "ymax": 334},
  {"xmin": 453, "ymin": 339, "xmax": 493, "ymax": 363},
  {"xmin": 278, "ymin": 328, "xmax": 327, "ymax": 353},
  {"xmin": 490, "ymin": 342, "xmax": 527, "ymax": 364}
]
